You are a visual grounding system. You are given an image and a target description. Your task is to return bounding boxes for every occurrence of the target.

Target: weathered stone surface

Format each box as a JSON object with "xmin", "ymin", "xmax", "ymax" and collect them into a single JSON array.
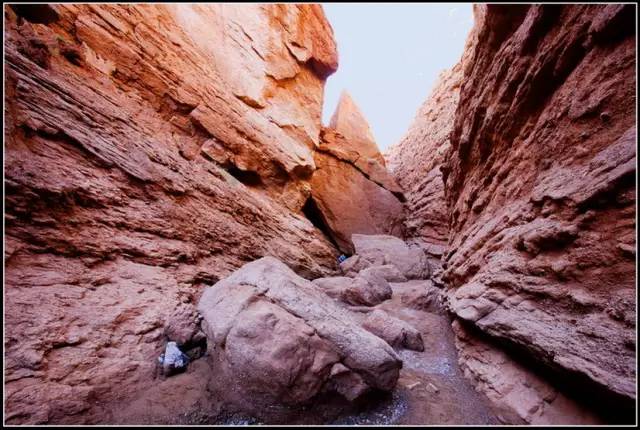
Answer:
[
  {"xmin": 386, "ymin": 4, "xmax": 635, "ymax": 423},
  {"xmin": 342, "ymin": 234, "xmax": 431, "ymax": 280},
  {"xmin": 163, "ymin": 304, "xmax": 205, "ymax": 348},
  {"xmin": 362, "ymin": 309, "xmax": 425, "ymax": 352},
  {"xmin": 441, "ymin": 4, "xmax": 636, "ymax": 410},
  {"xmin": 4, "ymin": 4, "xmax": 340, "ymax": 424},
  {"xmin": 452, "ymin": 321, "xmax": 602, "ymax": 425},
  {"xmin": 329, "ymin": 90, "xmax": 386, "ymax": 166},
  {"xmin": 309, "ymin": 153, "xmax": 405, "ymax": 254},
  {"xmin": 312, "ymin": 274, "xmax": 392, "ymax": 307},
  {"xmin": 320, "ymin": 127, "xmax": 403, "ymax": 197},
  {"xmin": 197, "ymin": 257, "xmax": 402, "ymax": 409}
]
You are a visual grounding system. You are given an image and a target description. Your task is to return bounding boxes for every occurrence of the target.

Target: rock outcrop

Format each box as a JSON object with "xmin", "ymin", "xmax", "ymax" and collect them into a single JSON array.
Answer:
[
  {"xmin": 340, "ymin": 234, "xmax": 431, "ymax": 280},
  {"xmin": 4, "ymin": 3, "xmax": 341, "ymax": 424},
  {"xmin": 308, "ymin": 96, "xmax": 405, "ymax": 254},
  {"xmin": 329, "ymin": 90, "xmax": 386, "ymax": 165},
  {"xmin": 389, "ymin": 4, "xmax": 636, "ymax": 424},
  {"xmin": 197, "ymin": 257, "xmax": 402, "ymax": 410}
]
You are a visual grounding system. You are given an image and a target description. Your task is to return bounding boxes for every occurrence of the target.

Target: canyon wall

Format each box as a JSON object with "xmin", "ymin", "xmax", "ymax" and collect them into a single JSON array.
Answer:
[
  {"xmin": 4, "ymin": 4, "xmax": 342, "ymax": 424},
  {"xmin": 389, "ymin": 4, "xmax": 636, "ymax": 424}
]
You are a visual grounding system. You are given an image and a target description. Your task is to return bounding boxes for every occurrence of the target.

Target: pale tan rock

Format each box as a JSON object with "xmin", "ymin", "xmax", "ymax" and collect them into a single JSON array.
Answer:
[
  {"xmin": 197, "ymin": 257, "xmax": 402, "ymax": 408},
  {"xmin": 312, "ymin": 275, "xmax": 392, "ymax": 307},
  {"xmin": 362, "ymin": 309, "xmax": 424, "ymax": 352}
]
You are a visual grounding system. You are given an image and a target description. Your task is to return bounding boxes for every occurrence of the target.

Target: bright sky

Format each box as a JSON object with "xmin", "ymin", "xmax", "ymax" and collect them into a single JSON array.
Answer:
[{"xmin": 321, "ymin": 3, "xmax": 474, "ymax": 150}]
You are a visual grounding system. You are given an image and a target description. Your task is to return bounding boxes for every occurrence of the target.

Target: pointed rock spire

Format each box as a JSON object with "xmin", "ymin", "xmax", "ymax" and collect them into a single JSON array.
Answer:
[{"xmin": 329, "ymin": 90, "xmax": 385, "ymax": 165}]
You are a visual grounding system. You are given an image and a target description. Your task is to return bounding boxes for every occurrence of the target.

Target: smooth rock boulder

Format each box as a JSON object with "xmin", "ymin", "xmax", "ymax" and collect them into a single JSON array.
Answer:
[
  {"xmin": 197, "ymin": 257, "xmax": 402, "ymax": 407},
  {"xmin": 341, "ymin": 234, "xmax": 431, "ymax": 280},
  {"xmin": 362, "ymin": 309, "xmax": 425, "ymax": 352},
  {"xmin": 312, "ymin": 274, "xmax": 392, "ymax": 307}
]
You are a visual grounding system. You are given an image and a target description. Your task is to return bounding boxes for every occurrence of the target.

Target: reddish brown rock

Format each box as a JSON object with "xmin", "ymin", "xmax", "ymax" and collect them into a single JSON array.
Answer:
[
  {"xmin": 388, "ymin": 4, "xmax": 635, "ymax": 424},
  {"xmin": 452, "ymin": 321, "xmax": 602, "ymax": 425},
  {"xmin": 4, "ymin": 4, "xmax": 340, "ymax": 424},
  {"xmin": 329, "ymin": 90, "xmax": 386, "ymax": 166},
  {"xmin": 309, "ymin": 150, "xmax": 405, "ymax": 255}
]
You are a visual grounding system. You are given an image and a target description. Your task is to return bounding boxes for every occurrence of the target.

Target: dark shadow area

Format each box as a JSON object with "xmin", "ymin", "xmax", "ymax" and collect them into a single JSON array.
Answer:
[
  {"xmin": 302, "ymin": 197, "xmax": 340, "ymax": 252},
  {"xmin": 10, "ymin": 4, "xmax": 59, "ymax": 24},
  {"xmin": 226, "ymin": 166, "xmax": 263, "ymax": 187}
]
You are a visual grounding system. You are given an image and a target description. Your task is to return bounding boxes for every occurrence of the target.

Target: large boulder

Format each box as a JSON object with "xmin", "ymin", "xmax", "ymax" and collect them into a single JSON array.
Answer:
[
  {"xmin": 197, "ymin": 257, "xmax": 402, "ymax": 407},
  {"xmin": 341, "ymin": 234, "xmax": 431, "ymax": 280},
  {"xmin": 362, "ymin": 309, "xmax": 425, "ymax": 352}
]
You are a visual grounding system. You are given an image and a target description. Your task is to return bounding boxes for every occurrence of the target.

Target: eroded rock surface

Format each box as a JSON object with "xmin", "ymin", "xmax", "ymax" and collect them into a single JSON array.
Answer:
[
  {"xmin": 197, "ymin": 257, "xmax": 402, "ymax": 411},
  {"xmin": 443, "ymin": 4, "xmax": 636, "ymax": 413},
  {"xmin": 452, "ymin": 321, "xmax": 602, "ymax": 425},
  {"xmin": 308, "ymin": 95, "xmax": 405, "ymax": 254},
  {"xmin": 4, "ymin": 3, "xmax": 341, "ymax": 424},
  {"xmin": 389, "ymin": 3, "xmax": 636, "ymax": 424},
  {"xmin": 386, "ymin": 62, "xmax": 462, "ymax": 257}
]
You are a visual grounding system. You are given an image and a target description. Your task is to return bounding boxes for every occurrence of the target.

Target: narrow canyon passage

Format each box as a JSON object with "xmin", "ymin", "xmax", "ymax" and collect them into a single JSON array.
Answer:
[{"xmin": 4, "ymin": 3, "xmax": 636, "ymax": 426}]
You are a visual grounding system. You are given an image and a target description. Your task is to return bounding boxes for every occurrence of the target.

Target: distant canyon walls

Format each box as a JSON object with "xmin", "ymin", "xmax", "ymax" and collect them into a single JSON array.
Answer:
[{"xmin": 388, "ymin": 4, "xmax": 636, "ymax": 424}]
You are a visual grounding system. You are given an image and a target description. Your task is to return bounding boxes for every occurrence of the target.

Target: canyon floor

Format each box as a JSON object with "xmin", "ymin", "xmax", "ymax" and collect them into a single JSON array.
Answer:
[{"xmin": 108, "ymin": 276, "xmax": 499, "ymax": 426}]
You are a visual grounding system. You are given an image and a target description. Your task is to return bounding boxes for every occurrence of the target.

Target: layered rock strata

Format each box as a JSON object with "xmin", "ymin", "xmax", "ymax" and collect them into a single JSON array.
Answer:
[
  {"xmin": 386, "ymin": 63, "xmax": 462, "ymax": 258},
  {"xmin": 389, "ymin": 3, "xmax": 636, "ymax": 424},
  {"xmin": 4, "ymin": 3, "xmax": 342, "ymax": 424}
]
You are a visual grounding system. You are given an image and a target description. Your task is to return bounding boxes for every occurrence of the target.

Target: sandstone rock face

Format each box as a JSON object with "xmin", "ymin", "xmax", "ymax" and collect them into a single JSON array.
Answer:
[
  {"xmin": 329, "ymin": 90, "xmax": 386, "ymax": 165},
  {"xmin": 310, "ymin": 138, "xmax": 405, "ymax": 254},
  {"xmin": 4, "ymin": 4, "xmax": 340, "ymax": 424},
  {"xmin": 452, "ymin": 321, "xmax": 602, "ymax": 425},
  {"xmin": 197, "ymin": 257, "xmax": 402, "ymax": 410},
  {"xmin": 443, "ymin": 4, "xmax": 636, "ymax": 413},
  {"xmin": 391, "ymin": 4, "xmax": 636, "ymax": 423}
]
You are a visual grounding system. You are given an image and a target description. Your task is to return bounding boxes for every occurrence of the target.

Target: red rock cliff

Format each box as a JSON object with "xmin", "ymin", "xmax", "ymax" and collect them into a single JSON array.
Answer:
[
  {"xmin": 389, "ymin": 4, "xmax": 636, "ymax": 424},
  {"xmin": 4, "ymin": 4, "xmax": 340, "ymax": 424}
]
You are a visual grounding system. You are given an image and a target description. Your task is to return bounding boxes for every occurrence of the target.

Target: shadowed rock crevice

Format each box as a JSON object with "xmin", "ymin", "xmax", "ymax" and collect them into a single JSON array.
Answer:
[{"xmin": 302, "ymin": 197, "xmax": 341, "ymax": 253}]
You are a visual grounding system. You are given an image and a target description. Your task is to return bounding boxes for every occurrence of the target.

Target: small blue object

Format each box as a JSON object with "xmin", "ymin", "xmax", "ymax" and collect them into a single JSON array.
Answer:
[{"xmin": 338, "ymin": 254, "xmax": 347, "ymax": 263}]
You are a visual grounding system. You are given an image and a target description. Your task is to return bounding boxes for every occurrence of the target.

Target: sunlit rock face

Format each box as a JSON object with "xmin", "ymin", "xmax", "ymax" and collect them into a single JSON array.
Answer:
[
  {"xmin": 308, "ymin": 94, "xmax": 405, "ymax": 255},
  {"xmin": 329, "ymin": 90, "xmax": 387, "ymax": 166},
  {"xmin": 4, "ymin": 3, "xmax": 340, "ymax": 424}
]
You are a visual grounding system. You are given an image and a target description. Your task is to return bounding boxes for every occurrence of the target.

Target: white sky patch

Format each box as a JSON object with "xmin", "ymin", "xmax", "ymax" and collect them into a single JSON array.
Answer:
[{"xmin": 322, "ymin": 4, "xmax": 474, "ymax": 150}]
